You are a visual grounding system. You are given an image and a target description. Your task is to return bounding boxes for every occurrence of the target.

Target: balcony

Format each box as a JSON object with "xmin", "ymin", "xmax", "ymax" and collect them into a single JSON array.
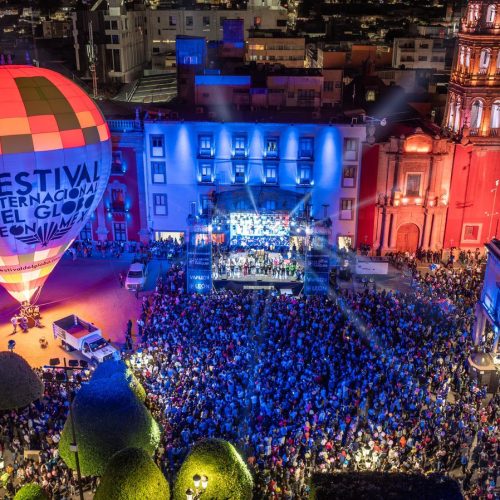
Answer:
[
  {"xmin": 490, "ymin": 128, "xmax": 500, "ymax": 137},
  {"xmin": 469, "ymin": 128, "xmax": 480, "ymax": 136},
  {"xmin": 478, "ymin": 67, "xmax": 488, "ymax": 75}
]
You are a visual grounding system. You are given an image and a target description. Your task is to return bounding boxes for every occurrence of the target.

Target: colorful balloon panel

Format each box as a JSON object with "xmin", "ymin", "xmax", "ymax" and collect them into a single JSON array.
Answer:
[{"xmin": 0, "ymin": 65, "xmax": 111, "ymax": 303}]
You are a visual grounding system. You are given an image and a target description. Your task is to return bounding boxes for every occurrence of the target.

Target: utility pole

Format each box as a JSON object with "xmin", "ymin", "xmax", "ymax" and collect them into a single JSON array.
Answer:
[{"xmin": 87, "ymin": 21, "xmax": 98, "ymax": 99}]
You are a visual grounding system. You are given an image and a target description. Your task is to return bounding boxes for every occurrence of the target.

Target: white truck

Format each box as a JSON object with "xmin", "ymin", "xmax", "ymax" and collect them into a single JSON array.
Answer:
[{"xmin": 53, "ymin": 315, "xmax": 119, "ymax": 364}]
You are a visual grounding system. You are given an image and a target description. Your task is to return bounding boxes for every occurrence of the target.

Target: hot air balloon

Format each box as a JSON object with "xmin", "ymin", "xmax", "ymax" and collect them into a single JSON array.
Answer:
[{"xmin": 0, "ymin": 65, "xmax": 111, "ymax": 304}]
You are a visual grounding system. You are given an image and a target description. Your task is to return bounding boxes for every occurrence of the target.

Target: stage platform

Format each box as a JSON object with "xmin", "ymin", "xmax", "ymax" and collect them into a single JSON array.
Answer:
[{"xmin": 214, "ymin": 277, "xmax": 303, "ymax": 295}]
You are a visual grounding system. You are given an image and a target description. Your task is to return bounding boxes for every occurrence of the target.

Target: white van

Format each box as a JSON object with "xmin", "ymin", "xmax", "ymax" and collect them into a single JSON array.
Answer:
[{"xmin": 125, "ymin": 262, "xmax": 147, "ymax": 291}]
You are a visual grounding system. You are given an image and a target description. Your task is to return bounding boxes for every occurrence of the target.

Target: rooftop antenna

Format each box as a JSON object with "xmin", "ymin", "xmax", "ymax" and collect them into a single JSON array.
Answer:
[{"xmin": 87, "ymin": 21, "xmax": 98, "ymax": 99}]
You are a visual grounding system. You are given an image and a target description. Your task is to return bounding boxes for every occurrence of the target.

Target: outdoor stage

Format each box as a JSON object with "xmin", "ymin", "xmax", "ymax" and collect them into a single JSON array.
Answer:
[{"xmin": 213, "ymin": 277, "xmax": 303, "ymax": 294}]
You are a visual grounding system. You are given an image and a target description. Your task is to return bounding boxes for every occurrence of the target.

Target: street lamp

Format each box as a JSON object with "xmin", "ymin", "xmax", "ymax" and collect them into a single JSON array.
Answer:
[
  {"xmin": 186, "ymin": 474, "xmax": 208, "ymax": 499},
  {"xmin": 43, "ymin": 357, "xmax": 89, "ymax": 500}
]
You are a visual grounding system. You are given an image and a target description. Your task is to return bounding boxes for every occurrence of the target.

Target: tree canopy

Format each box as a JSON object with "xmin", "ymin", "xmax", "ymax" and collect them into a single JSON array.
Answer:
[
  {"xmin": 14, "ymin": 483, "xmax": 49, "ymax": 500},
  {"xmin": 59, "ymin": 377, "xmax": 160, "ymax": 476},
  {"xmin": 173, "ymin": 439, "xmax": 253, "ymax": 500},
  {"xmin": 0, "ymin": 352, "xmax": 44, "ymax": 411},
  {"xmin": 94, "ymin": 447, "xmax": 170, "ymax": 500}
]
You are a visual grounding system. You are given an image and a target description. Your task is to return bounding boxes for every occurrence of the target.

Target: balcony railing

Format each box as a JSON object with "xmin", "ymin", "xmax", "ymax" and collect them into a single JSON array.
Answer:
[
  {"xmin": 469, "ymin": 128, "xmax": 480, "ymax": 136},
  {"xmin": 490, "ymin": 128, "xmax": 500, "ymax": 137},
  {"xmin": 107, "ymin": 119, "xmax": 142, "ymax": 132},
  {"xmin": 478, "ymin": 67, "xmax": 488, "ymax": 75}
]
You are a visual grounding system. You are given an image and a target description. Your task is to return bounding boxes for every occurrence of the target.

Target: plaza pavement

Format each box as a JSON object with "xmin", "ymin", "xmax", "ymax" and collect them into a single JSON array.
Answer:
[{"xmin": 0, "ymin": 254, "xmax": 162, "ymax": 368}]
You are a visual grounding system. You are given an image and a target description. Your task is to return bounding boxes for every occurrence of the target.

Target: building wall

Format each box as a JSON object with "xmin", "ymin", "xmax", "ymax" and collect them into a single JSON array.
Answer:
[
  {"xmin": 246, "ymin": 36, "xmax": 305, "ymax": 68},
  {"xmin": 359, "ymin": 130, "xmax": 454, "ymax": 254},
  {"xmin": 392, "ymin": 37, "xmax": 446, "ymax": 70},
  {"xmin": 104, "ymin": 7, "xmax": 146, "ymax": 83},
  {"xmin": 142, "ymin": 121, "xmax": 366, "ymax": 245},
  {"xmin": 146, "ymin": 8, "xmax": 287, "ymax": 55},
  {"xmin": 444, "ymin": 144, "xmax": 500, "ymax": 248},
  {"xmin": 87, "ymin": 123, "xmax": 148, "ymax": 242}
]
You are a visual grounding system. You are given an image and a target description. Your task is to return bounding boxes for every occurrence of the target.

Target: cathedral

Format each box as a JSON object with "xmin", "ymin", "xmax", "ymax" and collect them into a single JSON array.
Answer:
[{"xmin": 359, "ymin": 0, "xmax": 500, "ymax": 254}]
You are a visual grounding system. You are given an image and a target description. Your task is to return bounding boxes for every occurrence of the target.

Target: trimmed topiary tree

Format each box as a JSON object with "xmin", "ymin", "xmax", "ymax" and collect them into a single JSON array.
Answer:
[
  {"xmin": 94, "ymin": 447, "xmax": 169, "ymax": 500},
  {"xmin": 91, "ymin": 359, "xmax": 147, "ymax": 402},
  {"xmin": 173, "ymin": 439, "xmax": 253, "ymax": 500},
  {"xmin": 14, "ymin": 483, "xmax": 48, "ymax": 500},
  {"xmin": 0, "ymin": 352, "xmax": 44, "ymax": 410},
  {"xmin": 59, "ymin": 377, "xmax": 160, "ymax": 476}
]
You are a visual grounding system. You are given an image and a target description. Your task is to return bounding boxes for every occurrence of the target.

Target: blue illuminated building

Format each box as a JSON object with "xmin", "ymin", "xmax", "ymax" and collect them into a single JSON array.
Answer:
[
  {"xmin": 473, "ymin": 239, "xmax": 500, "ymax": 353},
  {"xmin": 143, "ymin": 115, "xmax": 366, "ymax": 248}
]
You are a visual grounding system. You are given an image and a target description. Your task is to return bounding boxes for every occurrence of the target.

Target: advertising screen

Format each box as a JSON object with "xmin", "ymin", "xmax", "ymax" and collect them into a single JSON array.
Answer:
[{"xmin": 229, "ymin": 212, "xmax": 290, "ymax": 248}]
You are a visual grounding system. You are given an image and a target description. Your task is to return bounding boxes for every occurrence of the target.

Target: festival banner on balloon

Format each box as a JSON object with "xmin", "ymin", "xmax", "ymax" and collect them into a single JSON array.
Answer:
[{"xmin": 0, "ymin": 65, "xmax": 112, "ymax": 303}]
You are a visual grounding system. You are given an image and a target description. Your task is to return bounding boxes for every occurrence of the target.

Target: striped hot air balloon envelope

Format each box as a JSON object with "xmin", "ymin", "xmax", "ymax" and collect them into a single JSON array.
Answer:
[{"xmin": 0, "ymin": 65, "xmax": 111, "ymax": 304}]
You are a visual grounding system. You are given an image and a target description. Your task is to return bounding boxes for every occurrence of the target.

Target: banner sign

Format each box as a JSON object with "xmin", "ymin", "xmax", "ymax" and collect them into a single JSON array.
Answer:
[
  {"xmin": 304, "ymin": 251, "xmax": 330, "ymax": 295},
  {"xmin": 187, "ymin": 251, "xmax": 212, "ymax": 294},
  {"xmin": 186, "ymin": 225, "xmax": 212, "ymax": 294}
]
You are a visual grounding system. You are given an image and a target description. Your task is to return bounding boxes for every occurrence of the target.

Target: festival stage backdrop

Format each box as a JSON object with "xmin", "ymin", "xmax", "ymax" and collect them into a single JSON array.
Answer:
[
  {"xmin": 230, "ymin": 212, "xmax": 290, "ymax": 248},
  {"xmin": 0, "ymin": 66, "xmax": 112, "ymax": 303}
]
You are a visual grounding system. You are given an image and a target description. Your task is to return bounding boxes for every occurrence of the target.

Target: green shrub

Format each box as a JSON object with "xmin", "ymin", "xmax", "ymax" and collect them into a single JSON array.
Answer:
[
  {"xmin": 94, "ymin": 447, "xmax": 169, "ymax": 500},
  {"xmin": 173, "ymin": 439, "xmax": 253, "ymax": 500},
  {"xmin": 14, "ymin": 483, "xmax": 48, "ymax": 500},
  {"xmin": 91, "ymin": 359, "xmax": 147, "ymax": 402},
  {"xmin": 59, "ymin": 377, "xmax": 160, "ymax": 476},
  {"xmin": 0, "ymin": 352, "xmax": 44, "ymax": 410}
]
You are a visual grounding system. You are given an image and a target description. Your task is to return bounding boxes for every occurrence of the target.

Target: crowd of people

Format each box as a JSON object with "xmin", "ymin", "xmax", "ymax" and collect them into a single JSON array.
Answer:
[
  {"xmin": 0, "ymin": 371, "xmax": 95, "ymax": 499},
  {"xmin": 125, "ymin": 263, "xmax": 497, "ymax": 498},
  {"xmin": 1, "ymin": 254, "xmax": 498, "ymax": 499},
  {"xmin": 212, "ymin": 250, "xmax": 304, "ymax": 281}
]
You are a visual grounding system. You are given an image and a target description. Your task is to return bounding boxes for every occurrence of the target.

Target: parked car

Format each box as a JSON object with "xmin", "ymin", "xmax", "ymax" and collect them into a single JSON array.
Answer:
[{"xmin": 125, "ymin": 262, "xmax": 147, "ymax": 291}]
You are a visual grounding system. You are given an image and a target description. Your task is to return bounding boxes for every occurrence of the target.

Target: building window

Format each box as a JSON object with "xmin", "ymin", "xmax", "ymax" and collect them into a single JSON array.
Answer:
[
  {"xmin": 298, "ymin": 163, "xmax": 312, "ymax": 185},
  {"xmin": 340, "ymin": 198, "xmax": 354, "ymax": 220},
  {"xmin": 201, "ymin": 194, "xmax": 213, "ymax": 215},
  {"xmin": 150, "ymin": 135, "xmax": 164, "ymax": 157},
  {"xmin": 111, "ymin": 151, "xmax": 124, "ymax": 175},
  {"xmin": 198, "ymin": 134, "xmax": 213, "ymax": 157},
  {"xmin": 151, "ymin": 161, "xmax": 166, "ymax": 184},
  {"xmin": 186, "ymin": 16, "xmax": 193, "ymax": 28},
  {"xmin": 298, "ymin": 137, "xmax": 314, "ymax": 159},
  {"xmin": 470, "ymin": 100, "xmax": 484, "ymax": 131},
  {"xmin": 265, "ymin": 136, "xmax": 279, "ymax": 158},
  {"xmin": 153, "ymin": 193, "xmax": 168, "ymax": 215},
  {"xmin": 80, "ymin": 222, "xmax": 93, "ymax": 241},
  {"xmin": 111, "ymin": 188, "xmax": 125, "ymax": 211},
  {"xmin": 465, "ymin": 47, "xmax": 471, "ymax": 69},
  {"xmin": 479, "ymin": 48, "xmax": 491, "ymax": 74},
  {"xmin": 405, "ymin": 173, "xmax": 422, "ymax": 197},
  {"xmin": 203, "ymin": 16, "xmax": 210, "ymax": 28},
  {"xmin": 233, "ymin": 134, "xmax": 247, "ymax": 158},
  {"xmin": 264, "ymin": 199, "xmax": 276, "ymax": 210},
  {"xmin": 233, "ymin": 162, "xmax": 246, "ymax": 183},
  {"xmin": 199, "ymin": 162, "xmax": 213, "ymax": 183},
  {"xmin": 344, "ymin": 138, "xmax": 358, "ymax": 161},
  {"xmin": 342, "ymin": 165, "xmax": 356, "ymax": 188},
  {"xmin": 491, "ymin": 101, "xmax": 500, "ymax": 131},
  {"xmin": 365, "ymin": 90, "xmax": 376, "ymax": 102},
  {"xmin": 169, "ymin": 15, "xmax": 176, "ymax": 27},
  {"xmin": 265, "ymin": 163, "xmax": 278, "ymax": 184},
  {"xmin": 487, "ymin": 4, "xmax": 496, "ymax": 24},
  {"xmin": 324, "ymin": 81, "xmax": 334, "ymax": 91},
  {"xmin": 462, "ymin": 224, "xmax": 481, "ymax": 243},
  {"xmin": 113, "ymin": 222, "xmax": 127, "ymax": 242}
]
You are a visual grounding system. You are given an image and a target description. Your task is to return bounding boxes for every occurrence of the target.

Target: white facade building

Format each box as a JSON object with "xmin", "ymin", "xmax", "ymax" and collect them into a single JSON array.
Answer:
[
  {"xmin": 146, "ymin": 6, "xmax": 287, "ymax": 56},
  {"xmin": 142, "ymin": 119, "xmax": 366, "ymax": 248},
  {"xmin": 392, "ymin": 37, "xmax": 446, "ymax": 70}
]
